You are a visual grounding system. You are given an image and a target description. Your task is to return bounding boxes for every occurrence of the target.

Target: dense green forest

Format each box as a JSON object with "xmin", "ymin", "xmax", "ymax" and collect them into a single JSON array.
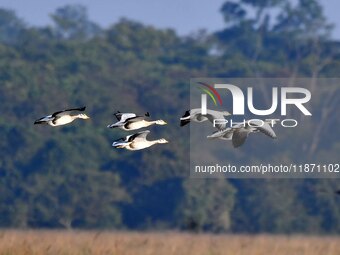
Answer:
[{"xmin": 0, "ymin": 0, "xmax": 339, "ymax": 233}]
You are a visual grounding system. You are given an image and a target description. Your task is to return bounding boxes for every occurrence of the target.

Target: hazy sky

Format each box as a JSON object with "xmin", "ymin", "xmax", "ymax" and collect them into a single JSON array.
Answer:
[{"xmin": 0, "ymin": 0, "xmax": 339, "ymax": 38}]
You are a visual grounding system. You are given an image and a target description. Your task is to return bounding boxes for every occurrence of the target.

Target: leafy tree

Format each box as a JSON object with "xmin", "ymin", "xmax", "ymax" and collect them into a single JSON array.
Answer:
[
  {"xmin": 51, "ymin": 5, "xmax": 101, "ymax": 40},
  {"xmin": 0, "ymin": 8, "xmax": 25, "ymax": 44},
  {"xmin": 177, "ymin": 179, "xmax": 235, "ymax": 232}
]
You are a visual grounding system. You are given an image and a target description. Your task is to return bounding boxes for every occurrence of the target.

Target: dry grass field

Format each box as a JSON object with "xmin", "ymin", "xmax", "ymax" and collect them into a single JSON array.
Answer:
[{"xmin": 0, "ymin": 230, "xmax": 339, "ymax": 255}]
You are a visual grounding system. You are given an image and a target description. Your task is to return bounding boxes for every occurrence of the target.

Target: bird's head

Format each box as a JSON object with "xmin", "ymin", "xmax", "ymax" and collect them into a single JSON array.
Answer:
[
  {"xmin": 78, "ymin": 114, "xmax": 90, "ymax": 119},
  {"xmin": 156, "ymin": 120, "xmax": 167, "ymax": 125},
  {"xmin": 157, "ymin": 138, "xmax": 169, "ymax": 144}
]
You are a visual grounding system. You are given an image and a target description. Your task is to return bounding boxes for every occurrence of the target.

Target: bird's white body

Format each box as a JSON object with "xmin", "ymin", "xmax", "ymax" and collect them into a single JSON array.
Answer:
[
  {"xmin": 207, "ymin": 119, "xmax": 277, "ymax": 147},
  {"xmin": 124, "ymin": 139, "xmax": 168, "ymax": 151},
  {"xmin": 108, "ymin": 112, "xmax": 167, "ymax": 131},
  {"xmin": 112, "ymin": 130, "xmax": 168, "ymax": 151},
  {"xmin": 47, "ymin": 114, "xmax": 89, "ymax": 126},
  {"xmin": 121, "ymin": 120, "xmax": 166, "ymax": 131},
  {"xmin": 34, "ymin": 107, "xmax": 90, "ymax": 127}
]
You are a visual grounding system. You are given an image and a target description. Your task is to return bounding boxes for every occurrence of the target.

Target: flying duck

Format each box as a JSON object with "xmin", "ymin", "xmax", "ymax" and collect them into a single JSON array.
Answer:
[
  {"xmin": 34, "ymin": 106, "xmax": 90, "ymax": 126},
  {"xmin": 107, "ymin": 111, "xmax": 167, "ymax": 131},
  {"xmin": 207, "ymin": 119, "xmax": 277, "ymax": 148},
  {"xmin": 180, "ymin": 108, "xmax": 231, "ymax": 130},
  {"xmin": 112, "ymin": 130, "xmax": 168, "ymax": 150}
]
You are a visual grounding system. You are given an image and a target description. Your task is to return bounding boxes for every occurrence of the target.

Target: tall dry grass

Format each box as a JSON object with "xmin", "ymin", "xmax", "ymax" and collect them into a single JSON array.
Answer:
[{"xmin": 0, "ymin": 230, "xmax": 339, "ymax": 255}]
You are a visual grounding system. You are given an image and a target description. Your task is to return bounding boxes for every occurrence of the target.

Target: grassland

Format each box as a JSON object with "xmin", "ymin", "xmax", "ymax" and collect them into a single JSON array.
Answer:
[{"xmin": 0, "ymin": 230, "xmax": 339, "ymax": 255}]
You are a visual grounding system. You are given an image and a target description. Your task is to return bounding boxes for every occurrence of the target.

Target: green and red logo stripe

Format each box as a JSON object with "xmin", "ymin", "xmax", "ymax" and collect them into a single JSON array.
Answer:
[{"xmin": 197, "ymin": 82, "xmax": 223, "ymax": 106}]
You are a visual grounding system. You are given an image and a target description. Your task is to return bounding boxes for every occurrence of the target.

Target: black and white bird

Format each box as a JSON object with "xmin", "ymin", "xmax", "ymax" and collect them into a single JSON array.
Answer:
[
  {"xmin": 107, "ymin": 111, "xmax": 167, "ymax": 131},
  {"xmin": 34, "ymin": 107, "xmax": 90, "ymax": 126},
  {"xmin": 207, "ymin": 119, "xmax": 277, "ymax": 148},
  {"xmin": 180, "ymin": 108, "xmax": 231, "ymax": 130},
  {"xmin": 112, "ymin": 130, "xmax": 168, "ymax": 150}
]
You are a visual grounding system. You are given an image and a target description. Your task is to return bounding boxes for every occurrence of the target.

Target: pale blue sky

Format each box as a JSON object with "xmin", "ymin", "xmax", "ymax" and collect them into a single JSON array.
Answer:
[{"xmin": 0, "ymin": 0, "xmax": 339, "ymax": 38}]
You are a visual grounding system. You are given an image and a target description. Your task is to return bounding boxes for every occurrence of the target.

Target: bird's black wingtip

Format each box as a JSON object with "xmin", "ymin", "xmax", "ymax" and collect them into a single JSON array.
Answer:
[
  {"xmin": 145, "ymin": 112, "xmax": 150, "ymax": 117},
  {"xmin": 180, "ymin": 119, "xmax": 190, "ymax": 127},
  {"xmin": 182, "ymin": 110, "xmax": 190, "ymax": 118}
]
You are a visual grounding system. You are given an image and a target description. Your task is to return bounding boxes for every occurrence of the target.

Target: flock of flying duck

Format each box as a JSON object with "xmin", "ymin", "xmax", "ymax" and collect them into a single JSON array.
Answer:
[
  {"xmin": 34, "ymin": 107, "xmax": 340, "ymax": 196},
  {"xmin": 34, "ymin": 106, "xmax": 168, "ymax": 151},
  {"xmin": 34, "ymin": 106, "xmax": 277, "ymax": 150}
]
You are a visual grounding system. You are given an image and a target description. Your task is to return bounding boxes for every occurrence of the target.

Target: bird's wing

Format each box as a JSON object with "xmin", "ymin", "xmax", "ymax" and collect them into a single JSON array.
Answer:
[
  {"xmin": 113, "ymin": 133, "xmax": 135, "ymax": 143},
  {"xmin": 112, "ymin": 136, "xmax": 133, "ymax": 147},
  {"xmin": 232, "ymin": 129, "xmax": 249, "ymax": 148},
  {"xmin": 205, "ymin": 110, "xmax": 230, "ymax": 130},
  {"xmin": 52, "ymin": 106, "xmax": 86, "ymax": 117},
  {"xmin": 114, "ymin": 111, "xmax": 122, "ymax": 121},
  {"xmin": 180, "ymin": 110, "xmax": 191, "ymax": 120},
  {"xmin": 222, "ymin": 130, "xmax": 234, "ymax": 140},
  {"xmin": 112, "ymin": 137, "xmax": 126, "ymax": 143},
  {"xmin": 206, "ymin": 109, "xmax": 231, "ymax": 117},
  {"xmin": 207, "ymin": 128, "xmax": 233, "ymax": 139},
  {"xmin": 180, "ymin": 118, "xmax": 190, "ymax": 127},
  {"xmin": 256, "ymin": 123, "xmax": 277, "ymax": 139},
  {"xmin": 181, "ymin": 109, "xmax": 207, "ymax": 123},
  {"xmin": 128, "ymin": 130, "xmax": 150, "ymax": 142},
  {"xmin": 189, "ymin": 109, "xmax": 201, "ymax": 115},
  {"xmin": 190, "ymin": 109, "xmax": 208, "ymax": 123},
  {"xmin": 189, "ymin": 109, "xmax": 203, "ymax": 119},
  {"xmin": 180, "ymin": 108, "xmax": 230, "ymax": 128},
  {"xmin": 34, "ymin": 115, "xmax": 53, "ymax": 123},
  {"xmin": 116, "ymin": 113, "xmax": 137, "ymax": 122}
]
